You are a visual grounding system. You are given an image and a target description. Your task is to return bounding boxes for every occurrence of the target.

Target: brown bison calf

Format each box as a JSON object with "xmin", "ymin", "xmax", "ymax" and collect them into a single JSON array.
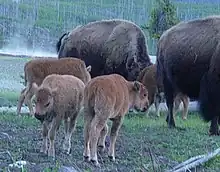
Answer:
[
  {"xmin": 32, "ymin": 74, "xmax": 85, "ymax": 158},
  {"xmin": 137, "ymin": 64, "xmax": 189, "ymax": 119},
  {"xmin": 83, "ymin": 74, "xmax": 149, "ymax": 166},
  {"xmin": 17, "ymin": 57, "xmax": 91, "ymax": 116}
]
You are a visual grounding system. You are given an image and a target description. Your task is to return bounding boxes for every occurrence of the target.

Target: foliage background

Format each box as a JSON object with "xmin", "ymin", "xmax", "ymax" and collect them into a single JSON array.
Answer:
[{"xmin": 0, "ymin": 0, "xmax": 219, "ymax": 55}]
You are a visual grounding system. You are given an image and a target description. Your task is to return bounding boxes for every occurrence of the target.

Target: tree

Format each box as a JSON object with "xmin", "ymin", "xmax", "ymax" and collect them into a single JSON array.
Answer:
[{"xmin": 142, "ymin": 0, "xmax": 179, "ymax": 39}]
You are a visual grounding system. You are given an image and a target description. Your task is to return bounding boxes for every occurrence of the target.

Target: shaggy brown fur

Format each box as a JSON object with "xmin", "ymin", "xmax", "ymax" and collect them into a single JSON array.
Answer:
[
  {"xmin": 83, "ymin": 74, "xmax": 149, "ymax": 166},
  {"xmin": 57, "ymin": 19, "xmax": 152, "ymax": 81},
  {"xmin": 32, "ymin": 74, "xmax": 85, "ymax": 158},
  {"xmin": 16, "ymin": 57, "xmax": 91, "ymax": 116},
  {"xmin": 156, "ymin": 15, "xmax": 220, "ymax": 135},
  {"xmin": 137, "ymin": 64, "xmax": 189, "ymax": 119}
]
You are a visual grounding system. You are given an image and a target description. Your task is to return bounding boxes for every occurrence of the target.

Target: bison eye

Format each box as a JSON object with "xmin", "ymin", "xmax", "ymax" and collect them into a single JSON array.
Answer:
[
  {"xmin": 143, "ymin": 93, "xmax": 147, "ymax": 97},
  {"xmin": 44, "ymin": 102, "xmax": 50, "ymax": 107}
]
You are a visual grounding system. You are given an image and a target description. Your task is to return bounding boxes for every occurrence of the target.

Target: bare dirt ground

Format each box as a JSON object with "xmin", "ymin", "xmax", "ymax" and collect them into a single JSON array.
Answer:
[{"xmin": 1, "ymin": 112, "xmax": 172, "ymax": 172}]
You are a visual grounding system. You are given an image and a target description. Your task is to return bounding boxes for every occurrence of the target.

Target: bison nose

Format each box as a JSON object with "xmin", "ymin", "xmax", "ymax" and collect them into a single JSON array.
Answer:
[{"xmin": 34, "ymin": 113, "xmax": 44, "ymax": 123}]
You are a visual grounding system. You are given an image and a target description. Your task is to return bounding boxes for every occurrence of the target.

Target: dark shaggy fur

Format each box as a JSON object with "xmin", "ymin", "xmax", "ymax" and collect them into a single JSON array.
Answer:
[
  {"xmin": 56, "ymin": 32, "xmax": 70, "ymax": 53},
  {"xmin": 157, "ymin": 15, "xmax": 220, "ymax": 135},
  {"xmin": 56, "ymin": 19, "xmax": 152, "ymax": 81}
]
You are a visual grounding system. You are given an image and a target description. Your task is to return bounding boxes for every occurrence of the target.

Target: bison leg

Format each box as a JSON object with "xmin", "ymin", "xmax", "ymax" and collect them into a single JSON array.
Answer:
[
  {"xmin": 182, "ymin": 96, "xmax": 189, "ymax": 120},
  {"xmin": 108, "ymin": 116, "xmax": 123, "ymax": 162},
  {"xmin": 163, "ymin": 76, "xmax": 175, "ymax": 128},
  {"xmin": 16, "ymin": 88, "xmax": 26, "ymax": 116},
  {"xmin": 63, "ymin": 113, "xmax": 78, "ymax": 154},
  {"xmin": 89, "ymin": 115, "xmax": 107, "ymax": 167},
  {"xmin": 173, "ymin": 95, "xmax": 181, "ymax": 118},
  {"xmin": 83, "ymin": 108, "xmax": 94, "ymax": 161},
  {"xmin": 209, "ymin": 116, "xmax": 219, "ymax": 136},
  {"xmin": 63, "ymin": 117, "xmax": 70, "ymax": 153},
  {"xmin": 98, "ymin": 124, "xmax": 108, "ymax": 152},
  {"xmin": 40, "ymin": 121, "xmax": 49, "ymax": 154},
  {"xmin": 24, "ymin": 88, "xmax": 35, "ymax": 117},
  {"xmin": 155, "ymin": 94, "xmax": 161, "ymax": 117},
  {"xmin": 48, "ymin": 115, "xmax": 62, "ymax": 159}
]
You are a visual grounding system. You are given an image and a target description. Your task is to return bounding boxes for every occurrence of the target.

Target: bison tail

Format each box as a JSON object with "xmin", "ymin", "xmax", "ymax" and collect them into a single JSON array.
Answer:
[
  {"xmin": 199, "ymin": 72, "xmax": 220, "ymax": 122},
  {"xmin": 156, "ymin": 52, "xmax": 164, "ymax": 93},
  {"xmin": 56, "ymin": 32, "xmax": 69, "ymax": 53}
]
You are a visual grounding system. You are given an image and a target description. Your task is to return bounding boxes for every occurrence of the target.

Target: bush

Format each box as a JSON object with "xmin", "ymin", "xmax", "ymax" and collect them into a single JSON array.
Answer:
[{"xmin": 142, "ymin": 0, "xmax": 179, "ymax": 39}]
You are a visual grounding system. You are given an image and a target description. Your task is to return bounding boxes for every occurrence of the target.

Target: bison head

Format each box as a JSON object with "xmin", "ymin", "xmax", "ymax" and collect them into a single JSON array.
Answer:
[
  {"xmin": 32, "ymin": 83, "xmax": 57, "ymax": 119},
  {"xmin": 130, "ymin": 81, "xmax": 149, "ymax": 112}
]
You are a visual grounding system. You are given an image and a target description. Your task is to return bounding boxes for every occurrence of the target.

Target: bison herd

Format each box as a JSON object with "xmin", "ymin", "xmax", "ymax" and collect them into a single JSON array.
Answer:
[{"xmin": 14, "ymin": 16, "xmax": 220, "ymax": 167}]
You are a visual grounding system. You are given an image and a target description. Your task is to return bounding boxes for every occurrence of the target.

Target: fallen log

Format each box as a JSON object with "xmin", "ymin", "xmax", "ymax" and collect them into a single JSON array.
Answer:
[{"xmin": 166, "ymin": 148, "xmax": 220, "ymax": 172}]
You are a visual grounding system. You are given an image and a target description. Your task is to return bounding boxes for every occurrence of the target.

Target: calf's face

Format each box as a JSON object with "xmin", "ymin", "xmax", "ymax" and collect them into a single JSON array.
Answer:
[
  {"xmin": 32, "ymin": 83, "xmax": 57, "ymax": 117},
  {"xmin": 131, "ymin": 81, "xmax": 149, "ymax": 112}
]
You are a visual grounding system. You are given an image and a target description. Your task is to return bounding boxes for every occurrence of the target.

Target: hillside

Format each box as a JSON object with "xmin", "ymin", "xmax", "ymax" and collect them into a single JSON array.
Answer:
[{"xmin": 0, "ymin": 0, "xmax": 219, "ymax": 55}]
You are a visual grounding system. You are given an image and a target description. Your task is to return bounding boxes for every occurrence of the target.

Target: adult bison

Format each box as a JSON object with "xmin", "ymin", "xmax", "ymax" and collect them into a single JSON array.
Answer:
[
  {"xmin": 157, "ymin": 15, "xmax": 220, "ymax": 135},
  {"xmin": 56, "ymin": 19, "xmax": 152, "ymax": 81}
]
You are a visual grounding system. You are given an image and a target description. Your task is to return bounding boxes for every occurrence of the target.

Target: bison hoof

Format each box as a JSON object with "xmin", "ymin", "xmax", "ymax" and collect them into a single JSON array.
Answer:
[
  {"xmin": 48, "ymin": 149, "xmax": 55, "ymax": 159},
  {"xmin": 108, "ymin": 155, "xmax": 115, "ymax": 162},
  {"xmin": 64, "ymin": 148, "xmax": 71, "ymax": 155},
  {"xmin": 98, "ymin": 145, "xmax": 105, "ymax": 153},
  {"xmin": 63, "ymin": 143, "xmax": 71, "ymax": 154},
  {"xmin": 83, "ymin": 156, "xmax": 90, "ymax": 162},
  {"xmin": 91, "ymin": 159, "xmax": 100, "ymax": 167},
  {"xmin": 168, "ymin": 123, "xmax": 176, "ymax": 128},
  {"xmin": 40, "ymin": 145, "xmax": 48, "ymax": 154}
]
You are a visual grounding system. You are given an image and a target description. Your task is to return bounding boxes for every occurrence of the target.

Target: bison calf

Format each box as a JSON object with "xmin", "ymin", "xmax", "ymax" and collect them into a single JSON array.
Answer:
[
  {"xmin": 32, "ymin": 74, "xmax": 85, "ymax": 158},
  {"xmin": 83, "ymin": 74, "xmax": 149, "ymax": 166},
  {"xmin": 137, "ymin": 64, "xmax": 189, "ymax": 119},
  {"xmin": 17, "ymin": 57, "xmax": 91, "ymax": 116}
]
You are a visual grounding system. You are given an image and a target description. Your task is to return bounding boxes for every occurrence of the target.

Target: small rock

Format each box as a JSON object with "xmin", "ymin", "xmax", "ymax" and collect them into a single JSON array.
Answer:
[{"xmin": 58, "ymin": 166, "xmax": 80, "ymax": 172}]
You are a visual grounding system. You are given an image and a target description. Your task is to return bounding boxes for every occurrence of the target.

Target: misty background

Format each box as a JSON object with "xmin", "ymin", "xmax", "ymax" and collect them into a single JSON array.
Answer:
[{"xmin": 0, "ymin": 0, "xmax": 219, "ymax": 57}]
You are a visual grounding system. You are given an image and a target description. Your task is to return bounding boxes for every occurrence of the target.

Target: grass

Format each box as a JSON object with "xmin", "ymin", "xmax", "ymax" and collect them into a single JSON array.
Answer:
[
  {"xmin": 1, "ymin": 110, "xmax": 220, "ymax": 171},
  {"xmin": 0, "ymin": 90, "xmax": 20, "ymax": 107}
]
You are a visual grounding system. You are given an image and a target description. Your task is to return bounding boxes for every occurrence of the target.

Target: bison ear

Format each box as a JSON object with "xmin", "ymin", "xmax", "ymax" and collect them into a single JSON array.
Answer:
[
  {"xmin": 86, "ymin": 65, "xmax": 92, "ymax": 72},
  {"xmin": 51, "ymin": 87, "xmax": 58, "ymax": 97},
  {"xmin": 32, "ymin": 83, "xmax": 39, "ymax": 93},
  {"xmin": 133, "ymin": 81, "xmax": 140, "ymax": 92}
]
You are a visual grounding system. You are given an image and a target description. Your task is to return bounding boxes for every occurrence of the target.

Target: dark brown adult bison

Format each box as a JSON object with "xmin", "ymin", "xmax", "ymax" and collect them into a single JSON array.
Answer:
[
  {"xmin": 157, "ymin": 15, "xmax": 220, "ymax": 135},
  {"xmin": 56, "ymin": 19, "xmax": 152, "ymax": 81}
]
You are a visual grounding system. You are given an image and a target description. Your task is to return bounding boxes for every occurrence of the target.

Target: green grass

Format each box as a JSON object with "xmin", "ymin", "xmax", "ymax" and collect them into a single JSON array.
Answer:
[
  {"xmin": 124, "ymin": 113, "xmax": 220, "ymax": 162},
  {"xmin": 0, "ymin": 90, "xmax": 19, "ymax": 107}
]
